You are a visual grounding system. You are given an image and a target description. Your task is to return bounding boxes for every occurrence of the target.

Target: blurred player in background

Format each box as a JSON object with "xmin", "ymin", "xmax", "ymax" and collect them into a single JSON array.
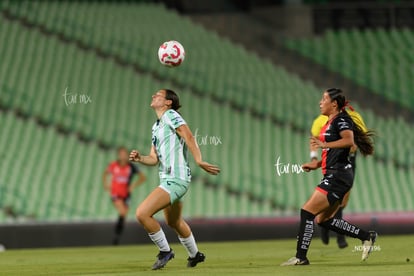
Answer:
[
  {"xmin": 103, "ymin": 146, "xmax": 146, "ymax": 245},
  {"xmin": 282, "ymin": 88, "xmax": 376, "ymax": 266},
  {"xmin": 129, "ymin": 89, "xmax": 220, "ymax": 270},
  {"xmin": 309, "ymin": 103, "xmax": 368, "ymax": 248}
]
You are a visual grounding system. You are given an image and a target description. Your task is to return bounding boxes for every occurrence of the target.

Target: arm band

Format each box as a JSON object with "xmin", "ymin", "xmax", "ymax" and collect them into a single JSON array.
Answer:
[{"xmin": 310, "ymin": 151, "xmax": 318, "ymax": 160}]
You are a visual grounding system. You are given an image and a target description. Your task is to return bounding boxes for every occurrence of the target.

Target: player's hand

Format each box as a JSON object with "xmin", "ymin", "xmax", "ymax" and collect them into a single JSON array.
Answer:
[
  {"xmin": 302, "ymin": 160, "xmax": 319, "ymax": 172},
  {"xmin": 129, "ymin": 150, "xmax": 141, "ymax": 162},
  {"xmin": 310, "ymin": 136, "xmax": 325, "ymax": 149},
  {"xmin": 198, "ymin": 161, "xmax": 221, "ymax": 175}
]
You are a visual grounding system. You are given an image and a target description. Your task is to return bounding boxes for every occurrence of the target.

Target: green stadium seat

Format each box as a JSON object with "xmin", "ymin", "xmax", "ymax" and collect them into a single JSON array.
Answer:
[
  {"xmin": 0, "ymin": 2, "xmax": 412, "ymax": 223},
  {"xmin": 286, "ymin": 28, "xmax": 414, "ymax": 112}
]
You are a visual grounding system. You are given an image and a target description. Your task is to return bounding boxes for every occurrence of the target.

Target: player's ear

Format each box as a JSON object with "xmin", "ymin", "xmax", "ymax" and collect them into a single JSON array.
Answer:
[{"xmin": 165, "ymin": 98, "xmax": 172, "ymax": 107}]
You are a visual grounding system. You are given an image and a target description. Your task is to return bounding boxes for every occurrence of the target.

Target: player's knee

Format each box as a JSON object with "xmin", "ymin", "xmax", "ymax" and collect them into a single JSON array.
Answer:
[
  {"xmin": 165, "ymin": 218, "xmax": 179, "ymax": 229},
  {"xmin": 135, "ymin": 208, "xmax": 147, "ymax": 225},
  {"xmin": 165, "ymin": 218, "xmax": 176, "ymax": 229},
  {"xmin": 316, "ymin": 216, "xmax": 328, "ymax": 225},
  {"xmin": 315, "ymin": 217, "xmax": 322, "ymax": 225},
  {"xmin": 120, "ymin": 209, "xmax": 128, "ymax": 217}
]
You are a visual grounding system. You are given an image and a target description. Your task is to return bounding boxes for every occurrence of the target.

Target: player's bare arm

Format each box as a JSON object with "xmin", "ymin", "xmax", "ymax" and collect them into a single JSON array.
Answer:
[
  {"xmin": 102, "ymin": 171, "xmax": 111, "ymax": 192},
  {"xmin": 310, "ymin": 136, "xmax": 319, "ymax": 153},
  {"xmin": 302, "ymin": 159, "xmax": 321, "ymax": 172},
  {"xmin": 309, "ymin": 134, "xmax": 320, "ymax": 167},
  {"xmin": 129, "ymin": 171, "xmax": 147, "ymax": 192},
  {"xmin": 310, "ymin": 130, "xmax": 354, "ymax": 150},
  {"xmin": 129, "ymin": 146, "xmax": 159, "ymax": 166},
  {"xmin": 176, "ymin": 124, "xmax": 220, "ymax": 175}
]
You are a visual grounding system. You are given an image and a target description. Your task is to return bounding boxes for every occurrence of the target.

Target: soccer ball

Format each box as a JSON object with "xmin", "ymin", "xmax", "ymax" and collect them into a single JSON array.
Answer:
[{"xmin": 158, "ymin": 40, "xmax": 185, "ymax": 67}]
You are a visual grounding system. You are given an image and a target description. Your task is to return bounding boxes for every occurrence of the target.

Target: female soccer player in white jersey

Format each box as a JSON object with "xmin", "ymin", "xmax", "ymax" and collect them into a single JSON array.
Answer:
[{"xmin": 129, "ymin": 89, "xmax": 220, "ymax": 270}]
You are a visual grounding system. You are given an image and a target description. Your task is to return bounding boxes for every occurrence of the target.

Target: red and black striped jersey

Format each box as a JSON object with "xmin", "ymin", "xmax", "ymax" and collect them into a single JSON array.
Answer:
[{"xmin": 320, "ymin": 112, "xmax": 353, "ymax": 174}]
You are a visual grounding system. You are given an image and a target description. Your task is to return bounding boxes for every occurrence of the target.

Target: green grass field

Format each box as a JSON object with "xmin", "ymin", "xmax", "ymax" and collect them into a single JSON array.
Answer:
[{"xmin": 1, "ymin": 235, "xmax": 413, "ymax": 275}]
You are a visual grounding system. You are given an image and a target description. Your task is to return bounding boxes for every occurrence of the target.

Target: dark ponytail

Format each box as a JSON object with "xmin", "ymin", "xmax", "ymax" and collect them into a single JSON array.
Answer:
[
  {"xmin": 345, "ymin": 111, "xmax": 375, "ymax": 156},
  {"xmin": 327, "ymin": 88, "xmax": 375, "ymax": 156},
  {"xmin": 164, "ymin": 89, "xmax": 181, "ymax": 111}
]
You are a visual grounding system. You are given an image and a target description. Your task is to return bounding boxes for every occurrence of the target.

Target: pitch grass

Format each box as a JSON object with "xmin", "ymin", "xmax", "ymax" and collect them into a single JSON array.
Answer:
[{"xmin": 1, "ymin": 235, "xmax": 413, "ymax": 276}]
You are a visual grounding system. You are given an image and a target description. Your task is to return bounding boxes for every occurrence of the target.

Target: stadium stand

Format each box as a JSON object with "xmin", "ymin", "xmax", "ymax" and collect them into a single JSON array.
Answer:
[
  {"xmin": 285, "ymin": 28, "xmax": 414, "ymax": 110},
  {"xmin": 0, "ymin": 1, "xmax": 413, "ymax": 223},
  {"xmin": 2, "ymin": 2, "xmax": 413, "ymax": 168}
]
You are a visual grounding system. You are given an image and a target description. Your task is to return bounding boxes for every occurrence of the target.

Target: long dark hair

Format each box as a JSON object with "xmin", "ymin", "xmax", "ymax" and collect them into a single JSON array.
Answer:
[
  {"xmin": 164, "ymin": 89, "xmax": 181, "ymax": 111},
  {"xmin": 326, "ymin": 88, "xmax": 375, "ymax": 156}
]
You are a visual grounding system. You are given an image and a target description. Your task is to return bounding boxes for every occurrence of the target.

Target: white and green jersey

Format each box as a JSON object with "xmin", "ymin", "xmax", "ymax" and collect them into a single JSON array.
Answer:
[{"xmin": 152, "ymin": 109, "xmax": 191, "ymax": 182}]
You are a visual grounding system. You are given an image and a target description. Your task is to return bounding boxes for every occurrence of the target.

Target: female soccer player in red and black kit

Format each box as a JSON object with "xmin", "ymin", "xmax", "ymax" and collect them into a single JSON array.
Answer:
[
  {"xmin": 310, "ymin": 107, "xmax": 368, "ymax": 248},
  {"xmin": 281, "ymin": 88, "xmax": 377, "ymax": 266},
  {"xmin": 103, "ymin": 146, "xmax": 146, "ymax": 245}
]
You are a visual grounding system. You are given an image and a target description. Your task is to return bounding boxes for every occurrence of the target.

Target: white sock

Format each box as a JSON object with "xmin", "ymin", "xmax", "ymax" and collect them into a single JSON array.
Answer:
[
  {"xmin": 149, "ymin": 229, "xmax": 170, "ymax": 252},
  {"xmin": 179, "ymin": 233, "xmax": 198, "ymax": 258}
]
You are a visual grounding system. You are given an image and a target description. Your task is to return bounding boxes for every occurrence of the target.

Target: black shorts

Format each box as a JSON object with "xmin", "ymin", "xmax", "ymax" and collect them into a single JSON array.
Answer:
[{"xmin": 316, "ymin": 168, "xmax": 354, "ymax": 206}]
